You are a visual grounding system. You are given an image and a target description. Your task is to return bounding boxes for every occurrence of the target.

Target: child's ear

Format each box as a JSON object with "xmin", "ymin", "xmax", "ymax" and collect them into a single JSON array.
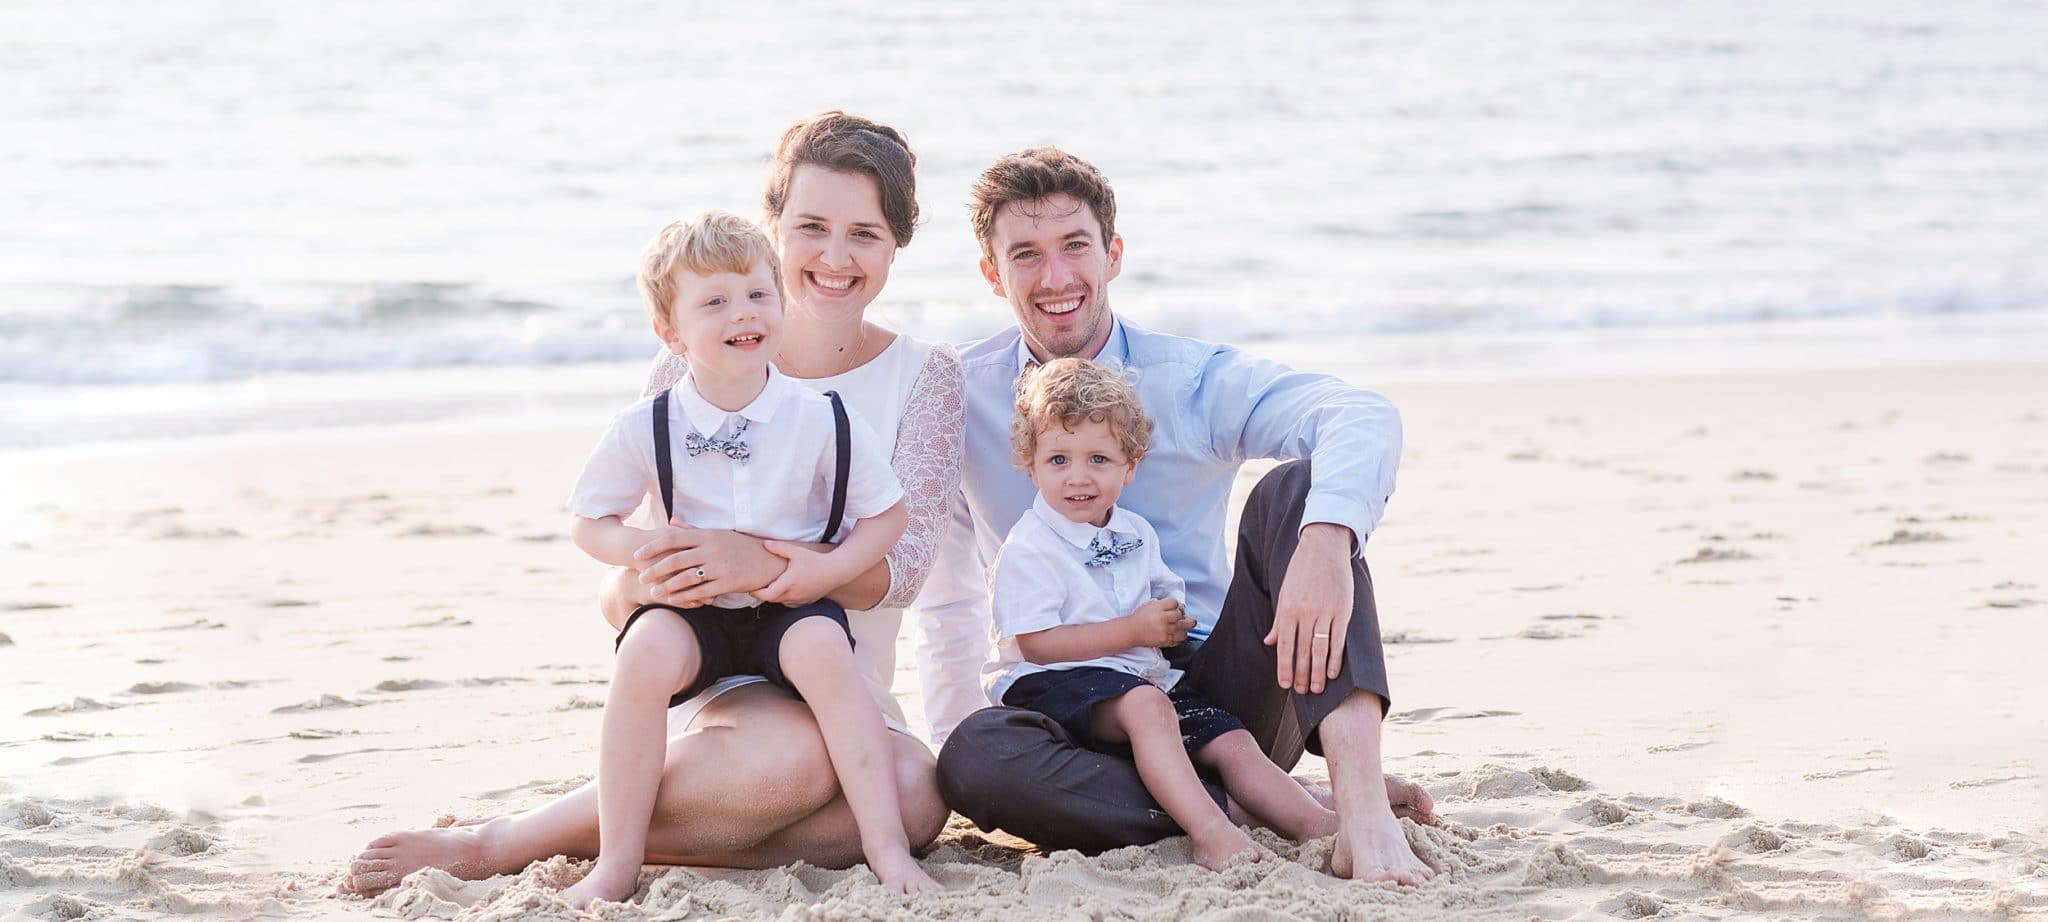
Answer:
[{"xmin": 652, "ymin": 315, "xmax": 685, "ymax": 356}]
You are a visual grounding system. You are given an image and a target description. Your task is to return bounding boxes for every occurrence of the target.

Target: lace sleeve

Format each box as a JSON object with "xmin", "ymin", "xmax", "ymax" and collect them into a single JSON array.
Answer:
[
  {"xmin": 642, "ymin": 348, "xmax": 685, "ymax": 398},
  {"xmin": 878, "ymin": 343, "xmax": 966, "ymax": 609}
]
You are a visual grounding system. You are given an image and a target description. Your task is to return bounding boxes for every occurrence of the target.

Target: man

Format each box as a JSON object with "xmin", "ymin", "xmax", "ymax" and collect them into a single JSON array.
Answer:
[{"xmin": 914, "ymin": 147, "xmax": 1435, "ymax": 883}]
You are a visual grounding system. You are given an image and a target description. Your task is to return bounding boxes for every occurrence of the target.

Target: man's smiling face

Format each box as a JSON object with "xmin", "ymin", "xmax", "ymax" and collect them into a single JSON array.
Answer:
[{"xmin": 980, "ymin": 193, "xmax": 1123, "ymax": 362}]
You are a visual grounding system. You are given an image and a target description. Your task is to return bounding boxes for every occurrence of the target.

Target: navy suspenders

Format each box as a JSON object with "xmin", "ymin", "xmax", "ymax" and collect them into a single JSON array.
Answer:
[{"xmin": 649, "ymin": 389, "xmax": 852, "ymax": 544}]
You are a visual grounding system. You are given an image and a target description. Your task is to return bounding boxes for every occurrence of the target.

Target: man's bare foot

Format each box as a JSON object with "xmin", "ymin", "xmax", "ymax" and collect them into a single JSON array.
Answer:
[
  {"xmin": 558, "ymin": 858, "xmax": 642, "ymax": 909},
  {"xmin": 1189, "ymin": 819, "xmax": 1265, "ymax": 871},
  {"xmin": 868, "ymin": 850, "xmax": 943, "ymax": 895},
  {"xmin": 345, "ymin": 824, "xmax": 498, "ymax": 896},
  {"xmin": 1329, "ymin": 810, "xmax": 1432, "ymax": 886}
]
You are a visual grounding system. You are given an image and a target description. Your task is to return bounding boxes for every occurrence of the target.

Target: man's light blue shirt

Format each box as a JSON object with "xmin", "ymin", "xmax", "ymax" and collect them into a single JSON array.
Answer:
[{"xmin": 912, "ymin": 316, "xmax": 1402, "ymax": 743}]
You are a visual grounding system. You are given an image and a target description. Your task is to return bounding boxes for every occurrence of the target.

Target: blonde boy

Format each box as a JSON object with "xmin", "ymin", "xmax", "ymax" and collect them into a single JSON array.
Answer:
[
  {"xmin": 565, "ymin": 211, "xmax": 940, "ymax": 904},
  {"xmin": 983, "ymin": 358, "xmax": 1340, "ymax": 870}
]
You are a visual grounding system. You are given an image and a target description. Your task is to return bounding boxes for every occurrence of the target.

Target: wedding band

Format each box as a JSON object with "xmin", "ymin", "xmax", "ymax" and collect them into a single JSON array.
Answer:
[
  {"xmin": 693, "ymin": 567, "xmax": 708, "ymax": 581},
  {"xmin": 1313, "ymin": 631, "xmax": 1331, "ymax": 639}
]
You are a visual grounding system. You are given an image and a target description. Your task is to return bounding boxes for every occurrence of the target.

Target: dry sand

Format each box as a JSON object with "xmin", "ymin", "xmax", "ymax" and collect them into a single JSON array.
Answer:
[{"xmin": 3, "ymin": 360, "xmax": 2045, "ymax": 919}]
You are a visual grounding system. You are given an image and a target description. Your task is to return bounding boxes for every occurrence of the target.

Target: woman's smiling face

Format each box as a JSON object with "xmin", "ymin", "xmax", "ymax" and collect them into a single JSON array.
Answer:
[{"xmin": 774, "ymin": 165, "xmax": 898, "ymax": 324}]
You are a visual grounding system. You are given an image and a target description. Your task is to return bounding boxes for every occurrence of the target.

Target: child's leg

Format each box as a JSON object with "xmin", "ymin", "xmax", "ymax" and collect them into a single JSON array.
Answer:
[
  {"xmin": 1091, "ymin": 686, "xmax": 1263, "ymax": 870},
  {"xmin": 560, "ymin": 612, "xmax": 703, "ymax": 909},
  {"xmin": 1195, "ymin": 729, "xmax": 1339, "ymax": 842},
  {"xmin": 776, "ymin": 617, "xmax": 942, "ymax": 895}
]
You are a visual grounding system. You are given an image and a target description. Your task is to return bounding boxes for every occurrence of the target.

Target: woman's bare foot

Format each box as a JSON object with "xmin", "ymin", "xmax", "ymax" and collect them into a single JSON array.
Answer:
[
  {"xmin": 558, "ymin": 858, "xmax": 642, "ymax": 909},
  {"xmin": 1188, "ymin": 819, "xmax": 1264, "ymax": 871},
  {"xmin": 868, "ymin": 850, "xmax": 943, "ymax": 895},
  {"xmin": 1329, "ymin": 811, "xmax": 1432, "ymax": 885},
  {"xmin": 345, "ymin": 823, "xmax": 500, "ymax": 895},
  {"xmin": 1384, "ymin": 775, "xmax": 1439, "ymax": 826}
]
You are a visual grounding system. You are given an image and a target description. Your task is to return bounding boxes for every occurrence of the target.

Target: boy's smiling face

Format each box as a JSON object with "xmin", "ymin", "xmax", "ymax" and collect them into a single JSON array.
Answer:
[
  {"xmin": 1025, "ymin": 417, "xmax": 1137, "ymax": 528},
  {"xmin": 653, "ymin": 261, "xmax": 782, "ymax": 381}
]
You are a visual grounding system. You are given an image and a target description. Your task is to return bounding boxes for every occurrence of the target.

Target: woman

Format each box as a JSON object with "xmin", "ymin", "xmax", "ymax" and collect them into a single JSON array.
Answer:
[{"xmin": 345, "ymin": 111, "xmax": 964, "ymax": 895}]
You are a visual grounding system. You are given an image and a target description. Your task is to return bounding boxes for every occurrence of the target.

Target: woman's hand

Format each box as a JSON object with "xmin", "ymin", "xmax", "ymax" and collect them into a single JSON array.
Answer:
[{"xmin": 634, "ymin": 526, "xmax": 786, "ymax": 606}]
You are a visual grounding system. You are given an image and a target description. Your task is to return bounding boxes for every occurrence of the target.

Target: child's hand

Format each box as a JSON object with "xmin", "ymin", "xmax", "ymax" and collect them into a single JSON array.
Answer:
[
  {"xmin": 754, "ymin": 541, "xmax": 838, "ymax": 606},
  {"xmin": 1128, "ymin": 597, "xmax": 1194, "ymax": 648}
]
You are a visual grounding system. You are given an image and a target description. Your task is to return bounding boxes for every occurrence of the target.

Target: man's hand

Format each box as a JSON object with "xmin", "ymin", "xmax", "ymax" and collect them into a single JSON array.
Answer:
[
  {"xmin": 1263, "ymin": 523, "xmax": 1355, "ymax": 694},
  {"xmin": 1128, "ymin": 596, "xmax": 1195, "ymax": 649},
  {"xmin": 634, "ymin": 526, "xmax": 784, "ymax": 607}
]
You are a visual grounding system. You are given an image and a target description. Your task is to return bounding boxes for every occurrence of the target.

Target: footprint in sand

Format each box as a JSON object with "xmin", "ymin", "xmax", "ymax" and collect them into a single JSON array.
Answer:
[
  {"xmin": 0, "ymin": 632, "xmax": 12, "ymax": 646},
  {"xmin": 5, "ymin": 799, "xmax": 59, "ymax": 829},
  {"xmin": 155, "ymin": 525, "xmax": 245, "ymax": 540},
  {"xmin": 271, "ymin": 694, "xmax": 370, "ymax": 714},
  {"xmin": 1678, "ymin": 547, "xmax": 1756, "ymax": 564},
  {"xmin": 1730, "ymin": 469, "xmax": 1776, "ymax": 481},
  {"xmin": 1874, "ymin": 529, "xmax": 1950, "ymax": 545},
  {"xmin": 1457, "ymin": 765, "xmax": 1589, "ymax": 799},
  {"xmin": 4, "ymin": 602, "xmax": 67, "ymax": 612},
  {"xmin": 372, "ymin": 679, "xmax": 447, "ymax": 693},
  {"xmin": 1389, "ymin": 707, "xmax": 1521, "ymax": 725},
  {"xmin": 1717, "ymin": 822, "xmax": 1792, "ymax": 854},
  {"xmin": 1564, "ymin": 797, "xmax": 1636, "ymax": 827},
  {"xmin": 24, "ymin": 698, "xmax": 125, "ymax": 717},
  {"xmin": 554, "ymin": 695, "xmax": 604, "ymax": 711},
  {"xmin": 398, "ymin": 524, "xmax": 490, "ymax": 538},
  {"xmin": 125, "ymin": 681, "xmax": 201, "ymax": 695},
  {"xmin": 1883, "ymin": 833, "xmax": 1935, "ymax": 860},
  {"xmin": 1598, "ymin": 891, "xmax": 1673, "ymax": 920},
  {"xmin": 1672, "ymin": 796, "xmax": 1746, "ymax": 819},
  {"xmin": 145, "ymin": 825, "xmax": 214, "ymax": 856},
  {"xmin": 1985, "ymin": 598, "xmax": 2038, "ymax": 609},
  {"xmin": 1382, "ymin": 630, "xmax": 1454, "ymax": 645}
]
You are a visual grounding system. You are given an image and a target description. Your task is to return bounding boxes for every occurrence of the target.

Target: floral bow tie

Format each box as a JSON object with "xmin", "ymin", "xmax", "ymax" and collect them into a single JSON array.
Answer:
[
  {"xmin": 1083, "ymin": 533, "xmax": 1143, "ymax": 568},
  {"xmin": 684, "ymin": 419, "xmax": 750, "ymax": 463}
]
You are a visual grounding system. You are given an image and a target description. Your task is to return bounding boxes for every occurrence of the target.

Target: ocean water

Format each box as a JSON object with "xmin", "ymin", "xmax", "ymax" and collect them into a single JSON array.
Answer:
[{"xmin": 3, "ymin": 0, "xmax": 2046, "ymax": 447}]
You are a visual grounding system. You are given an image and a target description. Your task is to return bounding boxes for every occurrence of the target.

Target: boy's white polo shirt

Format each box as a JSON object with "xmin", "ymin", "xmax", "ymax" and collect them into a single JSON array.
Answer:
[
  {"xmin": 982, "ymin": 494, "xmax": 1187, "ymax": 704},
  {"xmin": 569, "ymin": 366, "xmax": 903, "ymax": 609}
]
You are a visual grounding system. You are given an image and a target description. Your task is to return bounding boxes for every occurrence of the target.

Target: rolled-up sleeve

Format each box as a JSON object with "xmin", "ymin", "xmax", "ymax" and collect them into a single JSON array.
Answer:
[{"xmin": 1196, "ymin": 347, "xmax": 1402, "ymax": 547}]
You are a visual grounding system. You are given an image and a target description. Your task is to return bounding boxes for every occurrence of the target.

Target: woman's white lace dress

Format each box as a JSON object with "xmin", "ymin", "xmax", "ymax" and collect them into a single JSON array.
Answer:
[{"xmin": 643, "ymin": 333, "xmax": 965, "ymax": 734}]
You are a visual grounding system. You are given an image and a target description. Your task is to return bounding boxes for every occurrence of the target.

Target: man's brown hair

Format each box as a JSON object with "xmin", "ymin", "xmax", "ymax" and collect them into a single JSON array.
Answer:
[{"xmin": 968, "ymin": 147, "xmax": 1117, "ymax": 259}]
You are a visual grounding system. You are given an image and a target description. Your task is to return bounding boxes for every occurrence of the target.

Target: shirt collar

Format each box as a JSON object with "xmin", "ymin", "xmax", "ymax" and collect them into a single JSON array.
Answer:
[
  {"xmin": 674, "ymin": 366, "xmax": 791, "ymax": 436},
  {"xmin": 1012, "ymin": 316, "xmax": 1130, "ymax": 372},
  {"xmin": 1029, "ymin": 493, "xmax": 1141, "ymax": 552}
]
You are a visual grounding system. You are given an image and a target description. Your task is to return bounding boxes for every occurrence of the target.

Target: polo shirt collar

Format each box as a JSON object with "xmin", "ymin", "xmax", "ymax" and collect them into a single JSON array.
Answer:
[
  {"xmin": 675, "ymin": 366, "xmax": 792, "ymax": 436},
  {"xmin": 1029, "ymin": 493, "xmax": 1142, "ymax": 551}
]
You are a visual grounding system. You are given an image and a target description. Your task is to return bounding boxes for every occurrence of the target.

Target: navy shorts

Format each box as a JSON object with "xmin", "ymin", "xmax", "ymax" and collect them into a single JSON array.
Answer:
[
  {"xmin": 615, "ymin": 600, "xmax": 852, "ymax": 708},
  {"xmin": 1001, "ymin": 665, "xmax": 1245, "ymax": 756}
]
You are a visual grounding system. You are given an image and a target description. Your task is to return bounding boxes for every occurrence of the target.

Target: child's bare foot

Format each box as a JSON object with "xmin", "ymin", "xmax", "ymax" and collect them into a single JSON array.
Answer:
[
  {"xmin": 345, "ymin": 823, "xmax": 499, "ymax": 895},
  {"xmin": 1189, "ymin": 819, "xmax": 1264, "ymax": 871},
  {"xmin": 1295, "ymin": 806, "xmax": 1340, "ymax": 843},
  {"xmin": 558, "ymin": 859, "xmax": 642, "ymax": 909},
  {"xmin": 868, "ymin": 849, "xmax": 943, "ymax": 894}
]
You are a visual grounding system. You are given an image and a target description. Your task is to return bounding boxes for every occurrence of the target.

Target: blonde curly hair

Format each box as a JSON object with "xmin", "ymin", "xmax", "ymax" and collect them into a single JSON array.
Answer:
[{"xmin": 1011, "ymin": 358, "xmax": 1153, "ymax": 470}]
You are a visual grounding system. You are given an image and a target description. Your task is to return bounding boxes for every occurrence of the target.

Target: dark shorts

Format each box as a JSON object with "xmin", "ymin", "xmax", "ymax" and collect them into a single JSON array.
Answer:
[
  {"xmin": 1001, "ymin": 665, "xmax": 1245, "ymax": 756},
  {"xmin": 615, "ymin": 600, "xmax": 852, "ymax": 708}
]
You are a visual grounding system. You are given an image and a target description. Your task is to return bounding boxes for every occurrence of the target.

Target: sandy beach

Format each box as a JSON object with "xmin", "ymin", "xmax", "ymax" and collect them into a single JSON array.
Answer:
[{"xmin": 4, "ymin": 358, "xmax": 2045, "ymax": 920}]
